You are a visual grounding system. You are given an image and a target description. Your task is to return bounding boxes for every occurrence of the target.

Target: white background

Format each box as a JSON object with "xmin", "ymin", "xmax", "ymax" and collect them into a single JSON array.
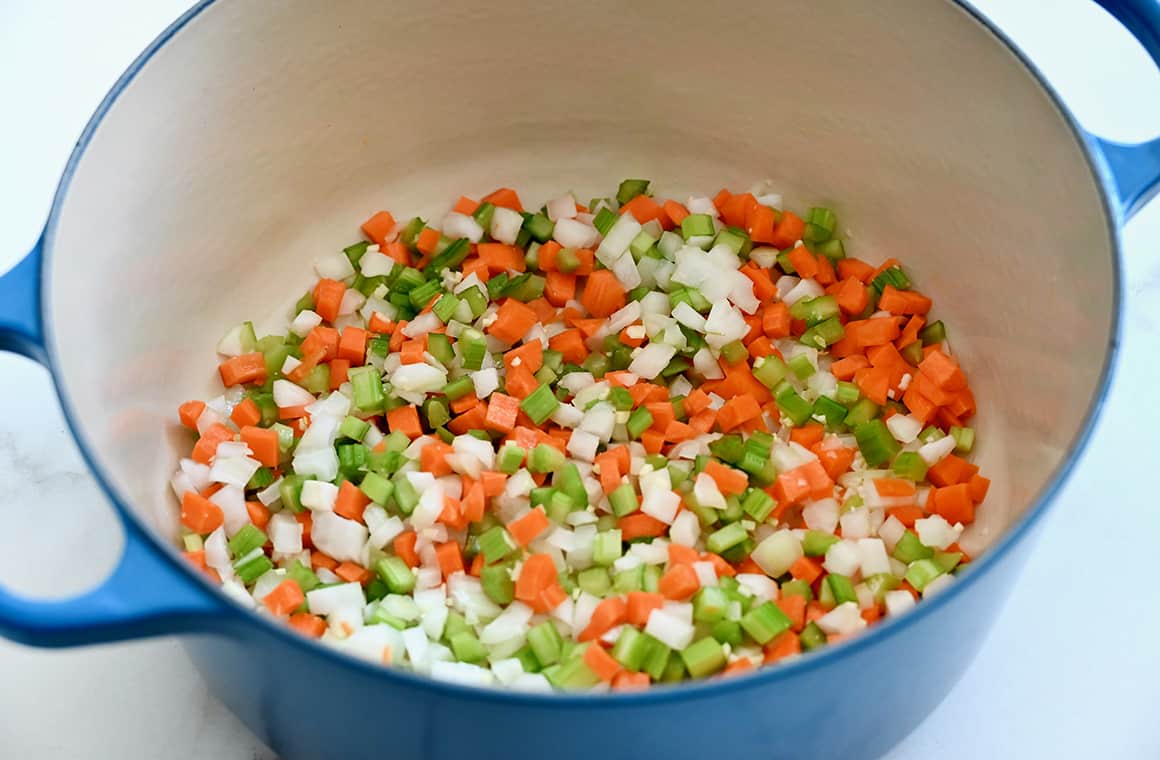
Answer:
[{"xmin": 1, "ymin": 1, "xmax": 1159, "ymax": 757}]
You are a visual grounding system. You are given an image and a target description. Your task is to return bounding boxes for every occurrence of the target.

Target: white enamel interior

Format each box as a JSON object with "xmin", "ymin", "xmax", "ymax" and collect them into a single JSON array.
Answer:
[{"xmin": 47, "ymin": 0, "xmax": 1114, "ymax": 560}]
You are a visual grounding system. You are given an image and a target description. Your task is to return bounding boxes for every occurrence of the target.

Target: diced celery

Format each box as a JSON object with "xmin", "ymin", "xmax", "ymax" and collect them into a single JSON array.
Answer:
[
  {"xmin": 520, "ymin": 383, "xmax": 559, "ymax": 425},
  {"xmin": 680, "ymin": 637, "xmax": 727, "ymax": 678},
  {"xmin": 740, "ymin": 601, "xmax": 792, "ymax": 644}
]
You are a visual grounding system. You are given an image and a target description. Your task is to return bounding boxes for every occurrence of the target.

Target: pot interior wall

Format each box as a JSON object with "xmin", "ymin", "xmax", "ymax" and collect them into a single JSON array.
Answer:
[{"xmin": 48, "ymin": 0, "xmax": 1113, "ymax": 559}]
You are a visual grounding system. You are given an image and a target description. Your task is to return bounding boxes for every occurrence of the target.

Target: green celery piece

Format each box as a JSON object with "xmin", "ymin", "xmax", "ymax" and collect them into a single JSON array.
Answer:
[{"xmin": 681, "ymin": 637, "xmax": 727, "ymax": 678}]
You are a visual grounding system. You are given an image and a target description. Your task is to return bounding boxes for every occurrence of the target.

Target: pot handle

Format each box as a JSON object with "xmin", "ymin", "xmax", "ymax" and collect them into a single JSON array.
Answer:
[
  {"xmin": 0, "ymin": 238, "xmax": 230, "ymax": 647},
  {"xmin": 1088, "ymin": 0, "xmax": 1160, "ymax": 219}
]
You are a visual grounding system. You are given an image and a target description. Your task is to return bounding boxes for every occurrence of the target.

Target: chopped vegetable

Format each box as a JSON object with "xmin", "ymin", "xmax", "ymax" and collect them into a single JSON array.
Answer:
[{"xmin": 173, "ymin": 179, "xmax": 986, "ymax": 690}]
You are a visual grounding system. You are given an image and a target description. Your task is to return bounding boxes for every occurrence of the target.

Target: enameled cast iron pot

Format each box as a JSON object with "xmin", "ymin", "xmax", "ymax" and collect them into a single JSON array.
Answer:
[{"xmin": 2, "ymin": 2, "xmax": 1159, "ymax": 758}]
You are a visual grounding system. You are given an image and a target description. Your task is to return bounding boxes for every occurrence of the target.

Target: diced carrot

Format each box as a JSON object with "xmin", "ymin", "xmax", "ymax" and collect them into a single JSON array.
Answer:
[
  {"xmin": 762, "ymin": 302, "xmax": 791, "ymax": 338},
  {"xmin": 301, "ymin": 326, "xmax": 339, "ymax": 361},
  {"xmin": 460, "ymin": 257, "xmax": 490, "ymax": 283},
  {"xmin": 477, "ymin": 243, "xmax": 526, "ymax": 273},
  {"xmin": 625, "ymin": 591, "xmax": 665, "ymax": 627},
  {"xmin": 386, "ymin": 405, "xmax": 422, "ymax": 438},
  {"xmin": 723, "ymin": 658, "xmax": 755, "ymax": 677},
  {"xmin": 334, "ymin": 480, "xmax": 371, "ymax": 522},
  {"xmin": 789, "ymin": 556, "xmax": 823, "ymax": 584},
  {"xmin": 897, "ymin": 315, "xmax": 926, "ymax": 350},
  {"xmin": 806, "ymin": 602, "xmax": 828, "ymax": 625},
  {"xmin": 835, "ymin": 257, "xmax": 873, "ymax": 283},
  {"xmin": 180, "ymin": 491, "xmax": 224, "ymax": 534},
  {"xmin": 420, "ymin": 440, "xmax": 454, "ymax": 476},
  {"xmin": 787, "ymin": 246, "xmax": 818, "ymax": 279},
  {"xmin": 878, "ymin": 285, "xmax": 932, "ymax": 315},
  {"xmin": 245, "ymin": 501, "xmax": 270, "ymax": 530},
  {"xmin": 639, "ymin": 429, "xmax": 665, "ymax": 455},
  {"xmin": 448, "ymin": 403, "xmax": 488, "ymax": 435},
  {"xmin": 682, "ymin": 388, "xmax": 711, "ymax": 416},
  {"xmin": 311, "ymin": 551, "xmax": 338, "ymax": 571},
  {"xmin": 789, "ymin": 422, "xmax": 825, "ymax": 448},
  {"xmin": 488, "ymin": 299, "xmax": 539, "ymax": 344},
  {"xmin": 775, "ymin": 594, "xmax": 807, "ymax": 632},
  {"xmin": 845, "ymin": 317, "xmax": 901, "ymax": 349},
  {"xmin": 534, "ymin": 582, "xmax": 568, "ymax": 614},
  {"xmin": 720, "ymin": 193, "xmax": 757, "ymax": 228},
  {"xmin": 178, "ymin": 400, "xmax": 206, "ymax": 430},
  {"xmin": 503, "ymin": 342, "xmax": 544, "ymax": 375},
  {"xmin": 548, "ymin": 328, "xmax": 587, "ymax": 365},
  {"xmin": 771, "ymin": 211, "xmax": 805, "ymax": 248},
  {"xmin": 543, "ymin": 271, "xmax": 576, "ymax": 306},
  {"xmin": 445, "ymin": 394, "xmax": 477, "ymax": 417},
  {"xmin": 887, "ymin": 505, "xmax": 925, "ymax": 528},
  {"xmin": 219, "ymin": 352, "xmax": 267, "ymax": 387},
  {"xmin": 930, "ymin": 483, "xmax": 975, "ymax": 524},
  {"xmin": 394, "ymin": 531, "xmax": 419, "ymax": 568},
  {"xmin": 296, "ymin": 512, "xmax": 313, "ymax": 549},
  {"xmin": 612, "ymin": 671, "xmax": 651, "ymax": 691},
  {"xmin": 618, "ymin": 512, "xmax": 668, "ymax": 541},
  {"xmin": 700, "ymin": 552, "xmax": 736, "ymax": 578},
  {"xmin": 918, "ymin": 349, "xmax": 967, "ymax": 391},
  {"xmin": 810, "ymin": 445, "xmax": 852, "ymax": 481},
  {"xmin": 335, "ymin": 561, "xmax": 373, "ymax": 585},
  {"xmin": 716, "ymin": 395, "xmax": 762, "ymax": 432},
  {"xmin": 578, "ymin": 596, "xmax": 627, "ymax": 642},
  {"xmin": 658, "ymin": 563, "xmax": 700, "ymax": 600},
  {"xmin": 746, "ymin": 204, "xmax": 777, "ymax": 244},
  {"xmin": 514, "ymin": 553, "xmax": 558, "ymax": 606},
  {"xmin": 504, "ymin": 362, "xmax": 539, "ymax": 400},
  {"xmin": 361, "ymin": 210, "xmax": 396, "ymax": 246},
  {"xmin": 763, "ymin": 630, "xmax": 802, "ymax": 663},
  {"xmin": 382, "ymin": 242, "xmax": 411, "ymax": 266},
  {"xmin": 902, "ymin": 385, "xmax": 938, "ymax": 424},
  {"xmin": 535, "ymin": 240, "xmax": 562, "ymax": 271},
  {"xmin": 236, "ymin": 427, "xmax": 277, "ymax": 470},
  {"xmin": 480, "ymin": 187, "xmax": 524, "ymax": 212},
  {"xmin": 827, "ymin": 356, "xmax": 867, "ymax": 382},
  {"xmin": 415, "ymin": 227, "xmax": 440, "ymax": 255},
  {"xmin": 663, "ymin": 200, "xmax": 689, "ymax": 226},
  {"xmin": 873, "ymin": 478, "xmax": 917, "ymax": 499},
  {"xmin": 834, "ymin": 277, "xmax": 869, "ymax": 315},
  {"xmin": 853, "ymin": 365, "xmax": 891, "ymax": 406},
  {"xmin": 968, "ymin": 474, "xmax": 991, "ymax": 503},
  {"xmin": 435, "ymin": 541, "xmax": 465, "ymax": 578},
  {"xmin": 389, "ymin": 323, "xmax": 408, "ymax": 352},
  {"xmin": 262, "ymin": 579, "xmax": 306, "ymax": 616},
  {"xmin": 452, "ymin": 196, "xmax": 479, "ymax": 215},
  {"xmin": 337, "ymin": 326, "xmax": 368, "ymax": 363},
  {"xmin": 288, "ymin": 612, "xmax": 327, "ymax": 638},
  {"xmin": 701, "ymin": 460, "xmax": 749, "ymax": 496},
  {"xmin": 740, "ymin": 263, "xmax": 777, "ymax": 301},
  {"xmin": 583, "ymin": 642, "xmax": 623, "ymax": 682},
  {"xmin": 815, "ymin": 253, "xmax": 836, "ymax": 286},
  {"xmin": 482, "ymin": 392, "xmax": 518, "ymax": 434},
  {"xmin": 398, "ymin": 339, "xmax": 425, "ymax": 365},
  {"xmin": 580, "ymin": 269, "xmax": 627, "ymax": 318},
  {"xmin": 927, "ymin": 454, "xmax": 978, "ymax": 487},
  {"xmin": 508, "ymin": 507, "xmax": 550, "ymax": 547},
  {"xmin": 479, "ymin": 470, "xmax": 508, "ymax": 498},
  {"xmin": 228, "ymin": 397, "xmax": 259, "ymax": 428},
  {"xmin": 620, "ymin": 194, "xmax": 664, "ymax": 224},
  {"xmin": 312, "ymin": 278, "xmax": 346, "ymax": 323},
  {"xmin": 667, "ymin": 544, "xmax": 701, "ymax": 567},
  {"xmin": 191, "ymin": 423, "xmax": 234, "ymax": 465}
]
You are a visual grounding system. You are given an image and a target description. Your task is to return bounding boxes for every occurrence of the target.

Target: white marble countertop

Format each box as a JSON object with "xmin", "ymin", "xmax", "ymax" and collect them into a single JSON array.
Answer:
[{"xmin": 2, "ymin": 1, "xmax": 1159, "ymax": 757}]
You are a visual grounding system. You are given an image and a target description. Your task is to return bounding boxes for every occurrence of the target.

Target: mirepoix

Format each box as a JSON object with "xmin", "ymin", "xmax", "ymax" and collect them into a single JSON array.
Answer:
[{"xmin": 173, "ymin": 179, "xmax": 988, "ymax": 691}]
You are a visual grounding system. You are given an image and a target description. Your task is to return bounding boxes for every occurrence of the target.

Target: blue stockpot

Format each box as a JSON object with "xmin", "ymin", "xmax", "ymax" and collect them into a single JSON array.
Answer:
[{"xmin": 1, "ymin": 2, "xmax": 1158, "ymax": 758}]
